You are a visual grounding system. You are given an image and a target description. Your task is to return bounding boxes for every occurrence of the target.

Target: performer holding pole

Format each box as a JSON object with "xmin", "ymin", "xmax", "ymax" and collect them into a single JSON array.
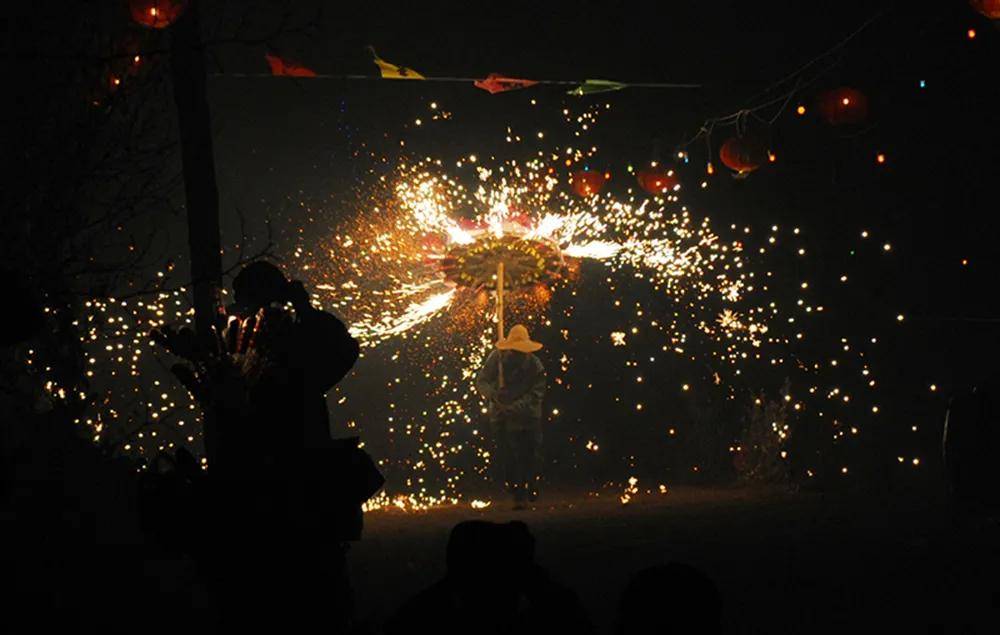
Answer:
[{"xmin": 476, "ymin": 261, "xmax": 547, "ymax": 509}]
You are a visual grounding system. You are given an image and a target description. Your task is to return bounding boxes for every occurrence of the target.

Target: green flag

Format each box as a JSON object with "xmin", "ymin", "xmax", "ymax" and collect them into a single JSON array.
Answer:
[{"xmin": 567, "ymin": 79, "xmax": 628, "ymax": 96}]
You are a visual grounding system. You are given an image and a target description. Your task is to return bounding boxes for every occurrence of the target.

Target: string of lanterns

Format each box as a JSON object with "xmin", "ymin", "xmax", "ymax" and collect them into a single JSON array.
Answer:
[{"xmin": 118, "ymin": 0, "xmax": 986, "ymax": 197}]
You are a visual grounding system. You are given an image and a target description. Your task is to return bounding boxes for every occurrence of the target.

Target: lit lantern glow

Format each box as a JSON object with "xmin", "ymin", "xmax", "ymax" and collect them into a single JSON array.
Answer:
[
  {"xmin": 719, "ymin": 136, "xmax": 769, "ymax": 177},
  {"xmin": 970, "ymin": 0, "xmax": 1000, "ymax": 18},
  {"xmin": 969, "ymin": 0, "xmax": 1000, "ymax": 20},
  {"xmin": 816, "ymin": 87, "xmax": 869, "ymax": 126},
  {"xmin": 570, "ymin": 170, "xmax": 607, "ymax": 197},
  {"xmin": 636, "ymin": 168, "xmax": 679, "ymax": 194},
  {"xmin": 129, "ymin": 1, "xmax": 189, "ymax": 29}
]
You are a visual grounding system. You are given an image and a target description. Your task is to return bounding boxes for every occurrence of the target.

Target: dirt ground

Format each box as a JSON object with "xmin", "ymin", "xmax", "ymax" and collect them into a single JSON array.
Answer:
[{"xmin": 349, "ymin": 485, "xmax": 1000, "ymax": 634}]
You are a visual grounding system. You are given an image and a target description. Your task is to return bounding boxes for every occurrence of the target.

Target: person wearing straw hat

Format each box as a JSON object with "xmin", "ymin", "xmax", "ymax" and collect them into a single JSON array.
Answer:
[{"xmin": 476, "ymin": 324, "xmax": 547, "ymax": 509}]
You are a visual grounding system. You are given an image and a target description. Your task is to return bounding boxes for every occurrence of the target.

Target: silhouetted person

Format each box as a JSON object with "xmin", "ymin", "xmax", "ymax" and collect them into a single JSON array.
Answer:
[
  {"xmin": 617, "ymin": 563, "xmax": 723, "ymax": 635},
  {"xmin": 476, "ymin": 324, "xmax": 546, "ymax": 508},
  {"xmin": 386, "ymin": 520, "xmax": 592, "ymax": 635},
  {"xmin": 152, "ymin": 260, "xmax": 382, "ymax": 632}
]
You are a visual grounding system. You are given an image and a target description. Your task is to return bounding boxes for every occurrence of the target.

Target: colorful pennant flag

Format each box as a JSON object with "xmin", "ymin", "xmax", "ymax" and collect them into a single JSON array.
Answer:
[
  {"xmin": 264, "ymin": 53, "xmax": 317, "ymax": 77},
  {"xmin": 369, "ymin": 47, "xmax": 424, "ymax": 80},
  {"xmin": 473, "ymin": 73, "xmax": 539, "ymax": 94},
  {"xmin": 567, "ymin": 79, "xmax": 627, "ymax": 96}
]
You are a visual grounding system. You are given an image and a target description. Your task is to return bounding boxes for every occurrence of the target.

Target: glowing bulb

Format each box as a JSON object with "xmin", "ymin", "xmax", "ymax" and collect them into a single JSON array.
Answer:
[
  {"xmin": 796, "ymin": 105, "xmax": 806, "ymax": 115},
  {"xmin": 968, "ymin": 28, "xmax": 977, "ymax": 39}
]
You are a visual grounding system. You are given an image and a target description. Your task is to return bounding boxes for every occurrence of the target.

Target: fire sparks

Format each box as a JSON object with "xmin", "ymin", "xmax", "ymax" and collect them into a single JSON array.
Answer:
[{"xmin": 23, "ymin": 100, "xmax": 910, "ymax": 511}]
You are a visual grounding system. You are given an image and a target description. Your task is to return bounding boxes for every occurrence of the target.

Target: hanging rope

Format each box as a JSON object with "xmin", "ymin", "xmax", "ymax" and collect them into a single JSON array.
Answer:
[
  {"xmin": 676, "ymin": 9, "xmax": 890, "ymax": 152},
  {"xmin": 210, "ymin": 71, "xmax": 701, "ymax": 90}
]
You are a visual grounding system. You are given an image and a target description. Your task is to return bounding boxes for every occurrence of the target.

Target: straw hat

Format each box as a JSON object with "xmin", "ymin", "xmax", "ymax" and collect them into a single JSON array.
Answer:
[{"xmin": 497, "ymin": 324, "xmax": 542, "ymax": 353}]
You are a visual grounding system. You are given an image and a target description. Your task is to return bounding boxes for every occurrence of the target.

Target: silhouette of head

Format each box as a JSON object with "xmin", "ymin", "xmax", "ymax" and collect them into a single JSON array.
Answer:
[
  {"xmin": 446, "ymin": 520, "xmax": 535, "ymax": 594},
  {"xmin": 233, "ymin": 261, "xmax": 289, "ymax": 311},
  {"xmin": 447, "ymin": 521, "xmax": 498, "ymax": 580},
  {"xmin": 503, "ymin": 520, "xmax": 535, "ymax": 568},
  {"xmin": 618, "ymin": 563, "xmax": 722, "ymax": 635}
]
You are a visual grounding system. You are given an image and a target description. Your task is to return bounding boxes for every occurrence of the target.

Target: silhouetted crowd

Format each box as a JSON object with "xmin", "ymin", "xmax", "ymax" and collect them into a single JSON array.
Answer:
[
  {"xmin": 146, "ymin": 261, "xmax": 384, "ymax": 631},
  {"xmin": 386, "ymin": 519, "xmax": 723, "ymax": 635},
  {"xmin": 5, "ymin": 260, "xmax": 1000, "ymax": 634}
]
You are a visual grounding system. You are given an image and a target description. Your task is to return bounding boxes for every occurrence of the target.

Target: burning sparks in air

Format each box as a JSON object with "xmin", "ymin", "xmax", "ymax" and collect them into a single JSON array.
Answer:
[
  {"xmin": 291, "ymin": 136, "xmax": 805, "ymax": 507},
  {"xmin": 23, "ymin": 100, "xmax": 915, "ymax": 511}
]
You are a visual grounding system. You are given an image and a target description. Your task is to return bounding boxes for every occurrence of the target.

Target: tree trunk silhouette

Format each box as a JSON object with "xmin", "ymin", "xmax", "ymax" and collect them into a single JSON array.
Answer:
[{"xmin": 169, "ymin": 2, "xmax": 222, "ymax": 464}]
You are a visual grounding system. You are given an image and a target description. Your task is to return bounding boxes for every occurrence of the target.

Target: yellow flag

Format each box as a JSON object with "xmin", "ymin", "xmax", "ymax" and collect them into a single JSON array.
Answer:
[{"xmin": 369, "ymin": 47, "xmax": 424, "ymax": 80}]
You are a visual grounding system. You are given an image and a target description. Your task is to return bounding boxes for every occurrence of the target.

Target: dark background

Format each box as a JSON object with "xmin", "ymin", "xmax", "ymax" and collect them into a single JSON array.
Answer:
[
  {"xmin": 6, "ymin": 0, "xmax": 1000, "ymax": 492},
  {"xmin": 4, "ymin": 2, "xmax": 1000, "ymax": 632},
  {"xmin": 201, "ymin": 0, "xmax": 1000, "ymax": 493}
]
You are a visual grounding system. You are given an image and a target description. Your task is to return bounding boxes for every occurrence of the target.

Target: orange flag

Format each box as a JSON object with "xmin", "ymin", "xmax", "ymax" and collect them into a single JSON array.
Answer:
[
  {"xmin": 265, "ymin": 53, "xmax": 317, "ymax": 77},
  {"xmin": 474, "ymin": 73, "xmax": 538, "ymax": 94}
]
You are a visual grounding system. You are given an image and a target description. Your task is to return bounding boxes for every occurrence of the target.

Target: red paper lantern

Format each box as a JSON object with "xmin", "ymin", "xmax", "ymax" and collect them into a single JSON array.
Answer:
[
  {"xmin": 129, "ymin": 0, "xmax": 189, "ymax": 29},
  {"xmin": 816, "ymin": 87, "xmax": 869, "ymax": 126},
  {"xmin": 719, "ymin": 137, "xmax": 768, "ymax": 176},
  {"xmin": 571, "ymin": 170, "xmax": 607, "ymax": 197},
  {"xmin": 970, "ymin": 0, "xmax": 1000, "ymax": 19},
  {"xmin": 636, "ymin": 168, "xmax": 679, "ymax": 195}
]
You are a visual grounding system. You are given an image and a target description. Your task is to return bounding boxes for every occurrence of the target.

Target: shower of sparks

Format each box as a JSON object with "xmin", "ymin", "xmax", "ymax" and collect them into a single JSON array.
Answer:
[
  {"xmin": 307, "ymin": 156, "xmax": 765, "ymax": 355},
  {"xmin": 288, "ymin": 104, "xmax": 851, "ymax": 510},
  {"xmin": 23, "ymin": 101, "xmax": 919, "ymax": 511}
]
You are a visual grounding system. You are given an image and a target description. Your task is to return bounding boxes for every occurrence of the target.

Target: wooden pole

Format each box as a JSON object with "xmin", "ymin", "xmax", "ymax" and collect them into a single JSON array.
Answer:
[
  {"xmin": 497, "ymin": 261, "xmax": 505, "ymax": 343},
  {"xmin": 497, "ymin": 261, "xmax": 505, "ymax": 389},
  {"xmin": 169, "ymin": 4, "xmax": 223, "ymax": 466}
]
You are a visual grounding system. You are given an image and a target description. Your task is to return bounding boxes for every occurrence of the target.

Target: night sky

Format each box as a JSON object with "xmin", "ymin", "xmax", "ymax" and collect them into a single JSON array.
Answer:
[{"xmin": 9, "ymin": 0, "xmax": 1000, "ymax": 498}]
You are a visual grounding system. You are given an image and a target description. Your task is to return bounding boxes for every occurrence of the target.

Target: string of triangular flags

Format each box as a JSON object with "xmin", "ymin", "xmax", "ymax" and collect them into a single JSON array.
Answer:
[{"xmin": 250, "ymin": 47, "xmax": 699, "ymax": 95}]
